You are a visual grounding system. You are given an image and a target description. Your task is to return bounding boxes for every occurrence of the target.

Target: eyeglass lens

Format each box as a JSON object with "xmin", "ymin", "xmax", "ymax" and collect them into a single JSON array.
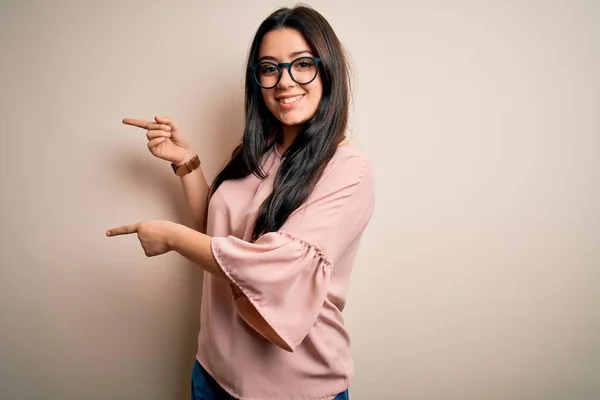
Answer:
[{"xmin": 255, "ymin": 57, "xmax": 317, "ymax": 88}]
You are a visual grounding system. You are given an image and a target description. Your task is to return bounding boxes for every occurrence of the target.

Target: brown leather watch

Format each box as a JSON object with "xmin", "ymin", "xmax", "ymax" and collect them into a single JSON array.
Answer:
[{"xmin": 171, "ymin": 154, "xmax": 201, "ymax": 177}]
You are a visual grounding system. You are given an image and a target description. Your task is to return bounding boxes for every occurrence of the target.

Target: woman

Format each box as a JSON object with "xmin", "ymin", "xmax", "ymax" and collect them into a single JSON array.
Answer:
[{"xmin": 107, "ymin": 5, "xmax": 374, "ymax": 400}]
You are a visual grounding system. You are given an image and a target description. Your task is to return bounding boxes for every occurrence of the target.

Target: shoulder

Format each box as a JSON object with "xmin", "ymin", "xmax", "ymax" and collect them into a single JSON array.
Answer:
[
  {"xmin": 308, "ymin": 143, "xmax": 375, "ymax": 201},
  {"xmin": 285, "ymin": 143, "xmax": 375, "ymax": 222},
  {"xmin": 320, "ymin": 143, "xmax": 374, "ymax": 185},
  {"xmin": 332, "ymin": 142, "xmax": 371, "ymax": 164}
]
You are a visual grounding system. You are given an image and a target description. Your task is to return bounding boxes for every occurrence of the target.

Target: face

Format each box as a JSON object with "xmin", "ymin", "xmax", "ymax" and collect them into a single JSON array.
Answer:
[{"xmin": 257, "ymin": 28, "xmax": 323, "ymax": 130}]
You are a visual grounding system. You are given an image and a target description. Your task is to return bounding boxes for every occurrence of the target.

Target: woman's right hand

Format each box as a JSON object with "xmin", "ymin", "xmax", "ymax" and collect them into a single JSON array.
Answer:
[{"xmin": 122, "ymin": 116, "xmax": 194, "ymax": 165}]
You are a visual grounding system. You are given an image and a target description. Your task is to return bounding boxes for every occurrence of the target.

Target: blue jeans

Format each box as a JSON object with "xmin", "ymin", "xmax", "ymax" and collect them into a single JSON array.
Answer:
[{"xmin": 191, "ymin": 360, "xmax": 349, "ymax": 400}]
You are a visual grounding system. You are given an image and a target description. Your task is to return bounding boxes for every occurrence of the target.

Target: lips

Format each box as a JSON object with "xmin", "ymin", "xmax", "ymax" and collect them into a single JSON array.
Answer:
[{"xmin": 277, "ymin": 94, "xmax": 304, "ymax": 104}]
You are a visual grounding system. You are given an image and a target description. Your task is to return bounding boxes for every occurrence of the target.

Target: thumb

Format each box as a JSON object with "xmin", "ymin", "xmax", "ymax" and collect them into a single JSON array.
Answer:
[{"xmin": 155, "ymin": 116, "xmax": 179, "ymax": 132}]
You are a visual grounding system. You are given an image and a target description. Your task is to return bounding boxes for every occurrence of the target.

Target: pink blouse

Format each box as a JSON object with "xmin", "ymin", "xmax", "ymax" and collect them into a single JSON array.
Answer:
[{"xmin": 196, "ymin": 144, "xmax": 375, "ymax": 400}]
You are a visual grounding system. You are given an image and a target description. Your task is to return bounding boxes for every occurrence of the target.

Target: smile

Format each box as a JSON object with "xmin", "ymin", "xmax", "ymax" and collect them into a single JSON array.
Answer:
[{"xmin": 277, "ymin": 94, "xmax": 304, "ymax": 104}]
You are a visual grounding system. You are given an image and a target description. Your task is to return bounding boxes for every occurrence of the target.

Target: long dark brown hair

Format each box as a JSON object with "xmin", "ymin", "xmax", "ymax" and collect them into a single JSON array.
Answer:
[{"xmin": 206, "ymin": 5, "xmax": 351, "ymax": 241}]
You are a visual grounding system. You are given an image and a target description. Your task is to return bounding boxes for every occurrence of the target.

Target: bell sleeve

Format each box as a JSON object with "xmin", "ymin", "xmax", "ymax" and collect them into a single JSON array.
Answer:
[{"xmin": 210, "ymin": 154, "xmax": 375, "ymax": 352}]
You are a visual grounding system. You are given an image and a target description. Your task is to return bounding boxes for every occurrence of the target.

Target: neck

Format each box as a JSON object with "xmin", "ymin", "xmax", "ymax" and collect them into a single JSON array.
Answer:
[
  {"xmin": 277, "ymin": 125, "xmax": 300, "ymax": 154},
  {"xmin": 276, "ymin": 126, "xmax": 350, "ymax": 155}
]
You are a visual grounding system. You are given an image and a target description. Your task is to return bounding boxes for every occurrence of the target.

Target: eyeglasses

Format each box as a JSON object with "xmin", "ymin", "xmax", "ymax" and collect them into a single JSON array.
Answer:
[{"xmin": 250, "ymin": 56, "xmax": 322, "ymax": 89}]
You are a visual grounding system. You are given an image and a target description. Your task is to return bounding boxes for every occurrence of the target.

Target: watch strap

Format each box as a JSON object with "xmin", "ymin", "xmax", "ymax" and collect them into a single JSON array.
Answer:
[{"xmin": 171, "ymin": 154, "xmax": 201, "ymax": 177}]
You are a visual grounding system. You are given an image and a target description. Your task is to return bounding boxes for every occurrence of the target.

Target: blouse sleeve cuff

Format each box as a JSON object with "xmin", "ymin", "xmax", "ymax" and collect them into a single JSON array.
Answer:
[{"xmin": 211, "ymin": 233, "xmax": 332, "ymax": 351}]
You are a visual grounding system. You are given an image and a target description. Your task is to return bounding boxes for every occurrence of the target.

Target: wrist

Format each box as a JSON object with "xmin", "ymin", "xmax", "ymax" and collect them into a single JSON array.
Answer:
[
  {"xmin": 167, "ymin": 222, "xmax": 183, "ymax": 252},
  {"xmin": 174, "ymin": 151, "xmax": 196, "ymax": 166}
]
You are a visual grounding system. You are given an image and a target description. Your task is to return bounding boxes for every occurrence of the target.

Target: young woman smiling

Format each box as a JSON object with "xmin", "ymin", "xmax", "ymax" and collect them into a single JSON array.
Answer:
[{"xmin": 107, "ymin": 5, "xmax": 375, "ymax": 400}]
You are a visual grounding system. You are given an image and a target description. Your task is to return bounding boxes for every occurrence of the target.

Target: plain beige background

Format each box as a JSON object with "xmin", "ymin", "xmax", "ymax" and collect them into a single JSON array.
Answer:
[{"xmin": 1, "ymin": 0, "xmax": 599, "ymax": 399}]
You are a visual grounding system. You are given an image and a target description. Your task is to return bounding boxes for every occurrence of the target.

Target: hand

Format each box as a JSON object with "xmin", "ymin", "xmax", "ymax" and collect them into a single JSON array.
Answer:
[
  {"xmin": 122, "ymin": 116, "xmax": 194, "ymax": 165},
  {"xmin": 106, "ymin": 220, "xmax": 177, "ymax": 257}
]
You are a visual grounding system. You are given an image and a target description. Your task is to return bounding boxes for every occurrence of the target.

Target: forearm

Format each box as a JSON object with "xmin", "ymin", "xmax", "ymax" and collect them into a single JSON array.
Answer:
[
  {"xmin": 169, "ymin": 223, "xmax": 229, "ymax": 280},
  {"xmin": 177, "ymin": 153, "xmax": 210, "ymax": 232}
]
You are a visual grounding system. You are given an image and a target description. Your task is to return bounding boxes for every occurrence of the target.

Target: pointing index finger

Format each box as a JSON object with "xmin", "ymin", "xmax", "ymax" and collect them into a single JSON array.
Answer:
[
  {"xmin": 106, "ymin": 224, "xmax": 138, "ymax": 237},
  {"xmin": 122, "ymin": 118, "xmax": 149, "ymax": 129}
]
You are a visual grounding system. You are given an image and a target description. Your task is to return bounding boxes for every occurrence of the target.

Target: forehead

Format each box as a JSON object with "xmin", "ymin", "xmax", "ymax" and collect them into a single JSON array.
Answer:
[{"xmin": 258, "ymin": 28, "xmax": 312, "ymax": 60}]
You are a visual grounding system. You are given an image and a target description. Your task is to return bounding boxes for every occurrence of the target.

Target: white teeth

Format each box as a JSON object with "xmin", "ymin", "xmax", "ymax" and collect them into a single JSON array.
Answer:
[{"xmin": 279, "ymin": 95, "xmax": 303, "ymax": 104}]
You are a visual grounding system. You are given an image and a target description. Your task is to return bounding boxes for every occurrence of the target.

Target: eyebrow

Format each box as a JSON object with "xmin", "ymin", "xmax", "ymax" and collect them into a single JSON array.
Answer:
[{"xmin": 259, "ymin": 50, "xmax": 313, "ymax": 62}]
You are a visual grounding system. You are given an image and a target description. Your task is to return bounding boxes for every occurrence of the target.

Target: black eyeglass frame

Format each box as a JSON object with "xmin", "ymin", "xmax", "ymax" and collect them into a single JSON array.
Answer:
[{"xmin": 249, "ymin": 56, "xmax": 322, "ymax": 89}]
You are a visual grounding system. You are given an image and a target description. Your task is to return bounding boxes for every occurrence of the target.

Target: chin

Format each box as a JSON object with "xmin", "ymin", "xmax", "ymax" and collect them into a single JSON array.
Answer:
[
  {"xmin": 279, "ymin": 115, "xmax": 308, "ymax": 126},
  {"xmin": 276, "ymin": 108, "xmax": 318, "ymax": 127}
]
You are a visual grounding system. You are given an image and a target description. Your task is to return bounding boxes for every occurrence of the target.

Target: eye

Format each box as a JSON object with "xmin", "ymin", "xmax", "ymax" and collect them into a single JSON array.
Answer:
[
  {"xmin": 295, "ymin": 58, "xmax": 315, "ymax": 70},
  {"xmin": 259, "ymin": 64, "xmax": 278, "ymax": 75}
]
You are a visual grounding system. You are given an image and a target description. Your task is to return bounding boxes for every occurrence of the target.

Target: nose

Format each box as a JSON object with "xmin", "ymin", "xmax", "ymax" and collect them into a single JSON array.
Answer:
[{"xmin": 277, "ymin": 66, "xmax": 296, "ymax": 88}]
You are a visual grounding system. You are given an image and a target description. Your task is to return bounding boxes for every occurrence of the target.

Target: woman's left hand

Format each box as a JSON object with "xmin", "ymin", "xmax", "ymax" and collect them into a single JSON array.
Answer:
[{"xmin": 106, "ymin": 220, "xmax": 177, "ymax": 257}]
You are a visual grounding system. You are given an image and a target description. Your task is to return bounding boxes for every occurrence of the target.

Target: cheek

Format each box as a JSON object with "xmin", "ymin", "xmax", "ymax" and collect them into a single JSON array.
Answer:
[
  {"xmin": 308, "ymin": 78, "xmax": 323, "ymax": 99},
  {"xmin": 307, "ymin": 84, "xmax": 323, "ymax": 109},
  {"xmin": 261, "ymin": 90, "xmax": 277, "ymax": 112}
]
